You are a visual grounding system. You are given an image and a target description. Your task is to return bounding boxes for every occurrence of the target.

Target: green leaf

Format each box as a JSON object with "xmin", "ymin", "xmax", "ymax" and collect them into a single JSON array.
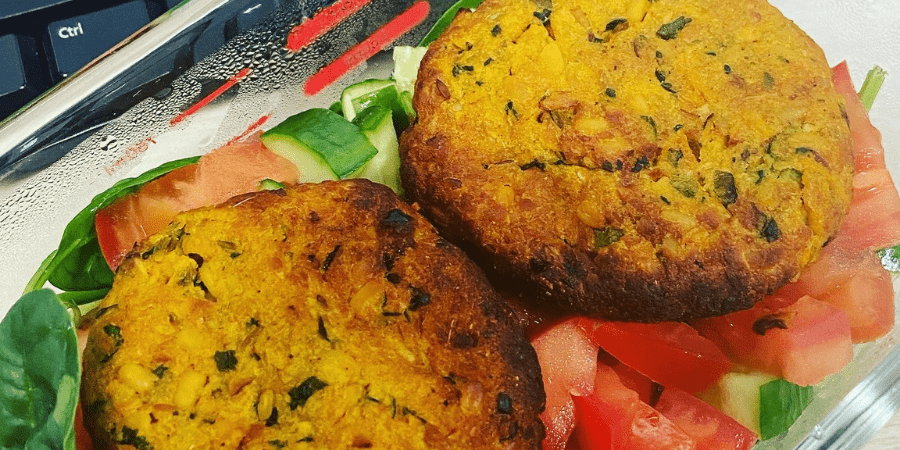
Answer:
[
  {"xmin": 419, "ymin": 0, "xmax": 486, "ymax": 46},
  {"xmin": 28, "ymin": 156, "xmax": 199, "ymax": 298},
  {"xmin": 58, "ymin": 289, "xmax": 110, "ymax": 309},
  {"xmin": 24, "ymin": 251, "xmax": 57, "ymax": 293},
  {"xmin": 0, "ymin": 289, "xmax": 80, "ymax": 449},
  {"xmin": 759, "ymin": 379, "xmax": 814, "ymax": 440}
]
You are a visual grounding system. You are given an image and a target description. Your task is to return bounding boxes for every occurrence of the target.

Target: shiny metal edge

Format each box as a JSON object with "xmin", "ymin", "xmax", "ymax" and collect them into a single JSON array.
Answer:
[{"xmin": 0, "ymin": 0, "xmax": 230, "ymax": 174}]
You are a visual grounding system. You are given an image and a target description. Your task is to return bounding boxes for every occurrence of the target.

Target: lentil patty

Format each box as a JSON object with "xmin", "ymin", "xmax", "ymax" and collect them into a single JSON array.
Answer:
[
  {"xmin": 81, "ymin": 180, "xmax": 544, "ymax": 449},
  {"xmin": 401, "ymin": 0, "xmax": 854, "ymax": 321}
]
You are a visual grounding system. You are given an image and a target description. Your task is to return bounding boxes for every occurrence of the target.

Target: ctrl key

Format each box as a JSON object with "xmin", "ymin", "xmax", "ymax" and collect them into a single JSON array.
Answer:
[
  {"xmin": 0, "ymin": 34, "xmax": 43, "ymax": 119},
  {"xmin": 46, "ymin": 1, "xmax": 151, "ymax": 82}
]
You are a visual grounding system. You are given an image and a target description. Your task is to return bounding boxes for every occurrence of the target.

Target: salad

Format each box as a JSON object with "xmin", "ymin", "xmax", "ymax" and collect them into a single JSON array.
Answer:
[{"xmin": 0, "ymin": 0, "xmax": 898, "ymax": 449}]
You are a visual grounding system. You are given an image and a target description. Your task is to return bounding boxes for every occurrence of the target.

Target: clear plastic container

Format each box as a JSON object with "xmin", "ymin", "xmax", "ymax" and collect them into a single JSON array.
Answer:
[{"xmin": 0, "ymin": 0, "xmax": 897, "ymax": 448}]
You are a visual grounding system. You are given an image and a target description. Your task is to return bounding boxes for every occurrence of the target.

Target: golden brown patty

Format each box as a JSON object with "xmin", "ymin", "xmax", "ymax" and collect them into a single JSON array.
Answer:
[
  {"xmin": 401, "ymin": 0, "xmax": 853, "ymax": 321},
  {"xmin": 81, "ymin": 180, "xmax": 544, "ymax": 449}
]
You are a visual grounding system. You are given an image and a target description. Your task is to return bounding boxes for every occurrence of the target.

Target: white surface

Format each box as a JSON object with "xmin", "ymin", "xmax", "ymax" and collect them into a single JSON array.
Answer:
[{"xmin": 864, "ymin": 412, "xmax": 900, "ymax": 449}]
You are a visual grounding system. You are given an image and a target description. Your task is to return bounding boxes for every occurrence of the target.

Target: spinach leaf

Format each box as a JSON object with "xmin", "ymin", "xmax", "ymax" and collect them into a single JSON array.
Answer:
[
  {"xmin": 29, "ymin": 156, "xmax": 199, "ymax": 299},
  {"xmin": 0, "ymin": 289, "xmax": 80, "ymax": 449},
  {"xmin": 759, "ymin": 379, "xmax": 813, "ymax": 440},
  {"xmin": 419, "ymin": 0, "xmax": 486, "ymax": 46}
]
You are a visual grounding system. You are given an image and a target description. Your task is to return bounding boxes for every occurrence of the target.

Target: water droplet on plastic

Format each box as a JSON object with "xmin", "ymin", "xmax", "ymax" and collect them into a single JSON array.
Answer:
[{"xmin": 810, "ymin": 424, "xmax": 824, "ymax": 440}]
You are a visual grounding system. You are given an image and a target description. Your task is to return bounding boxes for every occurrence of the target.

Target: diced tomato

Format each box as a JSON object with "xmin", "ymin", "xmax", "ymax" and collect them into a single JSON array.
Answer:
[
  {"xmin": 833, "ymin": 62, "xmax": 887, "ymax": 172},
  {"xmin": 576, "ymin": 319, "xmax": 731, "ymax": 394},
  {"xmin": 602, "ymin": 352, "xmax": 659, "ymax": 406},
  {"xmin": 531, "ymin": 318, "xmax": 599, "ymax": 450},
  {"xmin": 814, "ymin": 254, "xmax": 894, "ymax": 342},
  {"xmin": 758, "ymin": 64, "xmax": 899, "ymax": 343},
  {"xmin": 95, "ymin": 163, "xmax": 197, "ymax": 269},
  {"xmin": 776, "ymin": 243, "xmax": 894, "ymax": 342},
  {"xmin": 572, "ymin": 364, "xmax": 696, "ymax": 450},
  {"xmin": 831, "ymin": 61, "xmax": 900, "ymax": 250},
  {"xmin": 839, "ymin": 168, "xmax": 900, "ymax": 252},
  {"xmin": 692, "ymin": 295, "xmax": 853, "ymax": 386},
  {"xmin": 96, "ymin": 136, "xmax": 299, "ymax": 270},
  {"xmin": 192, "ymin": 136, "xmax": 299, "ymax": 202},
  {"xmin": 654, "ymin": 388, "xmax": 757, "ymax": 450}
]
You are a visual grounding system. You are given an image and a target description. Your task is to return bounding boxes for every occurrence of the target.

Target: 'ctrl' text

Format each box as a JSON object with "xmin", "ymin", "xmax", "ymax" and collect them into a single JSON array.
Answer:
[{"xmin": 58, "ymin": 23, "xmax": 84, "ymax": 39}]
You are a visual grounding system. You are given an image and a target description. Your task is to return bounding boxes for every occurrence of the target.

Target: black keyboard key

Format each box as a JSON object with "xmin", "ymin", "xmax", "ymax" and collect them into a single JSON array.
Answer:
[
  {"xmin": 0, "ymin": 0, "xmax": 75, "ymax": 21},
  {"xmin": 46, "ymin": 1, "xmax": 151, "ymax": 82},
  {"xmin": 0, "ymin": 36, "xmax": 28, "ymax": 98},
  {"xmin": 0, "ymin": 34, "xmax": 44, "ymax": 118}
]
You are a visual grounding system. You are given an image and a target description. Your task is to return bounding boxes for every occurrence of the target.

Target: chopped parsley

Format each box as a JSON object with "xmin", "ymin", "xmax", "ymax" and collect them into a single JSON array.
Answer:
[{"xmin": 289, "ymin": 376, "xmax": 329, "ymax": 410}]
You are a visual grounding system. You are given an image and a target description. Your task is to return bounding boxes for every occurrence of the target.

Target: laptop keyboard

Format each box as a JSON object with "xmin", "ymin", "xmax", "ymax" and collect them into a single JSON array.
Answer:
[{"xmin": 0, "ymin": 0, "xmax": 280, "ymax": 121}]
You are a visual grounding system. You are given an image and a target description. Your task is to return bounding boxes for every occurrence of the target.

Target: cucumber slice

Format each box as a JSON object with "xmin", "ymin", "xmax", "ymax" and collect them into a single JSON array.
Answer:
[
  {"xmin": 759, "ymin": 379, "xmax": 814, "ymax": 440},
  {"xmin": 392, "ymin": 46, "xmax": 428, "ymax": 94},
  {"xmin": 352, "ymin": 106, "xmax": 402, "ymax": 193},
  {"xmin": 340, "ymin": 79, "xmax": 394, "ymax": 121},
  {"xmin": 702, "ymin": 371, "xmax": 776, "ymax": 435},
  {"xmin": 340, "ymin": 79, "xmax": 412, "ymax": 132},
  {"xmin": 258, "ymin": 179, "xmax": 285, "ymax": 190},
  {"xmin": 260, "ymin": 108, "xmax": 377, "ymax": 181}
]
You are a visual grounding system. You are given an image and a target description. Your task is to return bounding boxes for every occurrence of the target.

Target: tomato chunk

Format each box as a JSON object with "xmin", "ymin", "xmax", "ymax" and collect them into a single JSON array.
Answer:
[
  {"xmin": 576, "ymin": 319, "xmax": 731, "ymax": 394},
  {"xmin": 692, "ymin": 296, "xmax": 853, "ymax": 386},
  {"xmin": 833, "ymin": 62, "xmax": 887, "ymax": 172},
  {"xmin": 815, "ymin": 261, "xmax": 893, "ymax": 343},
  {"xmin": 751, "ymin": 63, "xmax": 898, "ymax": 343},
  {"xmin": 96, "ymin": 136, "xmax": 298, "ymax": 270},
  {"xmin": 830, "ymin": 62, "xmax": 900, "ymax": 254},
  {"xmin": 654, "ymin": 388, "xmax": 757, "ymax": 450},
  {"xmin": 771, "ymin": 241, "xmax": 895, "ymax": 343},
  {"xmin": 839, "ymin": 167, "xmax": 900, "ymax": 252},
  {"xmin": 604, "ymin": 354, "xmax": 660, "ymax": 407},
  {"xmin": 531, "ymin": 318, "xmax": 599, "ymax": 450},
  {"xmin": 572, "ymin": 364, "xmax": 696, "ymax": 450}
]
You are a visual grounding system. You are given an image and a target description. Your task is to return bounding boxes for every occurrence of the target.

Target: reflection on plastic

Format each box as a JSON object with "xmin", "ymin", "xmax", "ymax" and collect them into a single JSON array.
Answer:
[
  {"xmin": 287, "ymin": 0, "xmax": 375, "ymax": 51},
  {"xmin": 303, "ymin": 1, "xmax": 430, "ymax": 95}
]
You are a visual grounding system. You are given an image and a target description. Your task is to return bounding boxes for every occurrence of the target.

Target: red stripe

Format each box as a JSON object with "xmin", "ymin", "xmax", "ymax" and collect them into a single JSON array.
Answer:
[
  {"xmin": 303, "ymin": 1, "xmax": 430, "ymax": 96},
  {"xmin": 286, "ymin": 0, "xmax": 375, "ymax": 52},
  {"xmin": 171, "ymin": 68, "xmax": 252, "ymax": 126},
  {"xmin": 226, "ymin": 114, "xmax": 271, "ymax": 145}
]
